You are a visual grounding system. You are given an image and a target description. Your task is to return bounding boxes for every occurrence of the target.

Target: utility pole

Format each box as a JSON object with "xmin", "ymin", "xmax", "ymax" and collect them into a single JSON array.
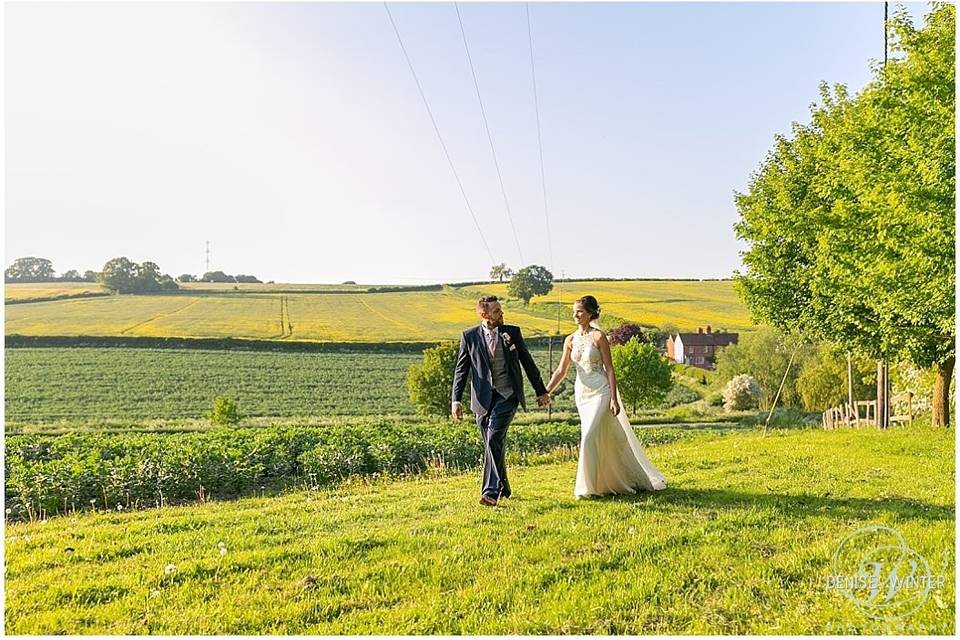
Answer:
[
  {"xmin": 205, "ymin": 241, "xmax": 210, "ymax": 274},
  {"xmin": 884, "ymin": 2, "xmax": 889, "ymax": 69}
]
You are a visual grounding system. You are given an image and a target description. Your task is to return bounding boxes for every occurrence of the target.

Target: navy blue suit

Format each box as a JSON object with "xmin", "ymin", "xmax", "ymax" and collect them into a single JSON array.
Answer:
[{"xmin": 451, "ymin": 324, "xmax": 547, "ymax": 499}]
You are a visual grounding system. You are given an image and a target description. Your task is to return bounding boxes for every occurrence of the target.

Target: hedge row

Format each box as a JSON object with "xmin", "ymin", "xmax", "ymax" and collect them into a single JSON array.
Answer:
[{"xmin": 4, "ymin": 421, "xmax": 585, "ymax": 521}]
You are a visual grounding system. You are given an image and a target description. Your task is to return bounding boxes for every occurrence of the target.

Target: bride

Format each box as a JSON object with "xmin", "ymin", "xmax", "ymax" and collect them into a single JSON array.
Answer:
[{"xmin": 545, "ymin": 296, "xmax": 667, "ymax": 498}]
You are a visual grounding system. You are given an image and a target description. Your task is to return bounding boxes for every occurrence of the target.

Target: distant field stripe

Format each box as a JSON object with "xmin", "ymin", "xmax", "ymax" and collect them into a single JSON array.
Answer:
[{"xmin": 119, "ymin": 297, "xmax": 203, "ymax": 334}]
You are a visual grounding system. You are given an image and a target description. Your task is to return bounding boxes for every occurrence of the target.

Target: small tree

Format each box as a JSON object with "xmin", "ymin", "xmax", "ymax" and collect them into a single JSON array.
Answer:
[
  {"xmin": 60, "ymin": 269, "xmax": 81, "ymax": 281},
  {"xmin": 611, "ymin": 337, "xmax": 674, "ymax": 413},
  {"xmin": 508, "ymin": 265, "xmax": 553, "ymax": 304},
  {"xmin": 723, "ymin": 374, "xmax": 761, "ymax": 411},
  {"xmin": 407, "ymin": 341, "xmax": 461, "ymax": 416},
  {"xmin": 609, "ymin": 323, "xmax": 648, "ymax": 346},
  {"xmin": 177, "ymin": 273, "xmax": 197, "ymax": 283},
  {"xmin": 210, "ymin": 395, "xmax": 240, "ymax": 426},
  {"xmin": 82, "ymin": 270, "xmax": 98, "ymax": 282},
  {"xmin": 489, "ymin": 263, "xmax": 514, "ymax": 282}
]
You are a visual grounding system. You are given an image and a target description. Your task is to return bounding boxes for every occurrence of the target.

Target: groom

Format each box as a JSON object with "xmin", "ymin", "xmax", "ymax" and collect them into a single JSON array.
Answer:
[{"xmin": 452, "ymin": 296, "xmax": 550, "ymax": 507}]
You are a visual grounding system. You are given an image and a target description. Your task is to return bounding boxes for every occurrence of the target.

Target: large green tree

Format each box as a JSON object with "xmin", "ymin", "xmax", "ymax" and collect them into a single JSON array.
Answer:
[
  {"xmin": 5, "ymin": 257, "xmax": 55, "ymax": 282},
  {"xmin": 508, "ymin": 265, "xmax": 554, "ymax": 304},
  {"xmin": 734, "ymin": 5, "xmax": 955, "ymax": 426}
]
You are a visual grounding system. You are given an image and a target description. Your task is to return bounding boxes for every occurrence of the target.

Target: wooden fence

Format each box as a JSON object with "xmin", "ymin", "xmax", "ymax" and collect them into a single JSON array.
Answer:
[{"xmin": 822, "ymin": 393, "xmax": 915, "ymax": 429}]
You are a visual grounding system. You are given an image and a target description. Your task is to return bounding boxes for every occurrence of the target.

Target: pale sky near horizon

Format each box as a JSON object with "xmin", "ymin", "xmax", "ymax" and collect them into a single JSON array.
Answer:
[{"xmin": 5, "ymin": 1, "xmax": 928, "ymax": 284}]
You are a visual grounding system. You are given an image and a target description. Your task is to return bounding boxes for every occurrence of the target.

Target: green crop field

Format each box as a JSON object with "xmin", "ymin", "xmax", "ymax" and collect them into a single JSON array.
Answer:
[
  {"xmin": 3, "ymin": 347, "xmax": 587, "ymax": 423},
  {"xmin": 3, "ymin": 426, "xmax": 953, "ymax": 634},
  {"xmin": 5, "ymin": 280, "xmax": 754, "ymax": 342}
]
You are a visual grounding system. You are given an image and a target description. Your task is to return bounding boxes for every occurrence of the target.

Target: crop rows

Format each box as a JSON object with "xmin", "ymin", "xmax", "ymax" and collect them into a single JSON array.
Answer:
[{"xmin": 5, "ymin": 347, "xmax": 577, "ymax": 422}]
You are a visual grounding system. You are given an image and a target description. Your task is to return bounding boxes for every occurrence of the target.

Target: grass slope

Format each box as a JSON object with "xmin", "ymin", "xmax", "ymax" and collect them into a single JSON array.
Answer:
[{"xmin": 4, "ymin": 427, "xmax": 953, "ymax": 634}]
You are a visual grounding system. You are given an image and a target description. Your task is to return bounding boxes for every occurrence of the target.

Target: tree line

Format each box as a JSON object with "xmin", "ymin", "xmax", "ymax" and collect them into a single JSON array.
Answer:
[
  {"xmin": 733, "ymin": 5, "xmax": 954, "ymax": 426},
  {"xmin": 6, "ymin": 256, "xmax": 262, "ymax": 293}
]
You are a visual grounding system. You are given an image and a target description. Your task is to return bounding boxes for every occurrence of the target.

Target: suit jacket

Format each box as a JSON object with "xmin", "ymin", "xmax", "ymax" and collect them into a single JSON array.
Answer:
[{"xmin": 451, "ymin": 324, "xmax": 548, "ymax": 417}]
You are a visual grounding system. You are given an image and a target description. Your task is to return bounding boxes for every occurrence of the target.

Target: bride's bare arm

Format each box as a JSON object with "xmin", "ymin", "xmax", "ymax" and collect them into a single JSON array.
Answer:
[
  {"xmin": 595, "ymin": 331, "xmax": 620, "ymax": 413},
  {"xmin": 545, "ymin": 335, "xmax": 574, "ymax": 393}
]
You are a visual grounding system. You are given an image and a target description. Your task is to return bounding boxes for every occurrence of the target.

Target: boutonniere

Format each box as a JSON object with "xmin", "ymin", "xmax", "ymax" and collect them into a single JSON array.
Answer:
[{"xmin": 501, "ymin": 332, "xmax": 516, "ymax": 351}]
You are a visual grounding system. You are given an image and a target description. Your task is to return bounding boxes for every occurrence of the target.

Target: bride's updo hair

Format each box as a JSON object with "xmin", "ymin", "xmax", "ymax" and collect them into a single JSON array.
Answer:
[{"xmin": 575, "ymin": 295, "xmax": 601, "ymax": 320}]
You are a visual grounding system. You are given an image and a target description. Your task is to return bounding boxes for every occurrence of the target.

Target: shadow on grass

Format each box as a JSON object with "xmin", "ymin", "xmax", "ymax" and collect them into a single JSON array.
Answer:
[{"xmin": 584, "ymin": 486, "xmax": 954, "ymax": 522}]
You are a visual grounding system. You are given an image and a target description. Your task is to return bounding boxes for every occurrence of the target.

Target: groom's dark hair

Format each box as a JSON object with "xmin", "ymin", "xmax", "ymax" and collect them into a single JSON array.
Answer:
[{"xmin": 476, "ymin": 295, "xmax": 499, "ymax": 311}]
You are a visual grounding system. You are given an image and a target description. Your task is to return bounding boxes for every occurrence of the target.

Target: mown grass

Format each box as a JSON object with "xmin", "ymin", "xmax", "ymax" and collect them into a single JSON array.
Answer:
[{"xmin": 4, "ymin": 426, "xmax": 953, "ymax": 634}]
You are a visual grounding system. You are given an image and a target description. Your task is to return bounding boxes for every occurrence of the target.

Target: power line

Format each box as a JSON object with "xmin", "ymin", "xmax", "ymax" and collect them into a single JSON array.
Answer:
[
  {"xmin": 525, "ymin": 2, "xmax": 555, "ymax": 273},
  {"xmin": 454, "ymin": 2, "xmax": 525, "ymax": 266},
  {"xmin": 383, "ymin": 2, "xmax": 496, "ymax": 265}
]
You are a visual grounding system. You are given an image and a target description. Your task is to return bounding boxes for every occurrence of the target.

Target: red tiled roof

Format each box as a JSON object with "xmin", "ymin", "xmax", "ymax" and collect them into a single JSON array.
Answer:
[{"xmin": 676, "ymin": 332, "xmax": 739, "ymax": 347}]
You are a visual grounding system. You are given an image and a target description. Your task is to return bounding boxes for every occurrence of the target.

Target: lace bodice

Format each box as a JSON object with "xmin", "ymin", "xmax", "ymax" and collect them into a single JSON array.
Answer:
[{"xmin": 571, "ymin": 327, "xmax": 605, "ymax": 378}]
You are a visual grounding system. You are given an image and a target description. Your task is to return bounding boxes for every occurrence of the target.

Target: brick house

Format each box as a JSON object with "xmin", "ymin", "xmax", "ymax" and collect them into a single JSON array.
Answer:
[{"xmin": 666, "ymin": 326, "xmax": 739, "ymax": 370}]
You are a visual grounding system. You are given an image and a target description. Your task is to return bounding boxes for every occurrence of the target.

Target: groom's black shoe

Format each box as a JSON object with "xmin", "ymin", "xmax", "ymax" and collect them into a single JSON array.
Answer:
[{"xmin": 479, "ymin": 495, "xmax": 498, "ymax": 507}]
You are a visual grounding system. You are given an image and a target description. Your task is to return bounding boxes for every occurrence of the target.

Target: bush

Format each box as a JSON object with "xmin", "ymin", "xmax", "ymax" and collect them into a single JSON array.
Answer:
[
  {"xmin": 662, "ymin": 383, "xmax": 701, "ymax": 407},
  {"xmin": 407, "ymin": 341, "xmax": 460, "ymax": 416},
  {"xmin": 608, "ymin": 324, "xmax": 647, "ymax": 346},
  {"xmin": 706, "ymin": 390, "xmax": 725, "ymax": 407},
  {"xmin": 723, "ymin": 374, "xmax": 761, "ymax": 411},
  {"xmin": 209, "ymin": 395, "xmax": 240, "ymax": 426}
]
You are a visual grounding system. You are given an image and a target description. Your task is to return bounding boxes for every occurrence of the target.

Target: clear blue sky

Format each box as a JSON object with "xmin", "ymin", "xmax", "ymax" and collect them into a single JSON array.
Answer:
[{"xmin": 4, "ymin": 1, "xmax": 927, "ymax": 283}]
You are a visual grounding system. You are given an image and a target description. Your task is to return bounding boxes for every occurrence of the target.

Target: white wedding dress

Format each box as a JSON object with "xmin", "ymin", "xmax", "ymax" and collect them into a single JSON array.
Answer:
[{"xmin": 572, "ymin": 326, "xmax": 667, "ymax": 498}]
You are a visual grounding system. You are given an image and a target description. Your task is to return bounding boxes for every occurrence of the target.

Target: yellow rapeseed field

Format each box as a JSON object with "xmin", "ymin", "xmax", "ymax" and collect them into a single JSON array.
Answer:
[
  {"xmin": 5, "ymin": 280, "xmax": 754, "ymax": 341},
  {"xmin": 4, "ymin": 282, "xmax": 104, "ymax": 302},
  {"xmin": 5, "ymin": 290, "xmax": 558, "ymax": 342},
  {"xmin": 461, "ymin": 280, "xmax": 753, "ymax": 331}
]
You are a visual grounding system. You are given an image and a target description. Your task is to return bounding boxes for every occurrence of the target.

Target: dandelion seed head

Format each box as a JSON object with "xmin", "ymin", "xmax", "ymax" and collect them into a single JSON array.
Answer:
[
  {"xmin": 164, "ymin": 563, "xmax": 176, "ymax": 575},
  {"xmin": 4, "ymin": 508, "xmax": 10, "ymax": 515},
  {"xmin": 220, "ymin": 547, "xmax": 227, "ymax": 557}
]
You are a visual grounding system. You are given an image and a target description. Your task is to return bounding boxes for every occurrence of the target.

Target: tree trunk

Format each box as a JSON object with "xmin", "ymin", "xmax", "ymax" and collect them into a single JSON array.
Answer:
[
  {"xmin": 931, "ymin": 356, "xmax": 954, "ymax": 428},
  {"xmin": 876, "ymin": 361, "xmax": 888, "ymax": 428}
]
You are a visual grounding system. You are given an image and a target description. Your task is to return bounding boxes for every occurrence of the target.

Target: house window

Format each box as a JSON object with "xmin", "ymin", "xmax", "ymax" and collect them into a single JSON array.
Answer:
[{"xmin": 696, "ymin": 356, "xmax": 704, "ymax": 364}]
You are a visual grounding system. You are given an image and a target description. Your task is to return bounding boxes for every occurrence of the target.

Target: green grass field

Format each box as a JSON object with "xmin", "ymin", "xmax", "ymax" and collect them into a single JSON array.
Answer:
[
  {"xmin": 4, "ymin": 280, "xmax": 754, "ymax": 342},
  {"xmin": 4, "ymin": 426, "xmax": 953, "ymax": 634}
]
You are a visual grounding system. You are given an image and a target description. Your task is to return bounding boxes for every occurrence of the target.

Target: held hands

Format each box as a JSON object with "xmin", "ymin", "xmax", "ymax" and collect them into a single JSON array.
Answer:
[
  {"xmin": 536, "ymin": 393, "xmax": 552, "ymax": 408},
  {"xmin": 610, "ymin": 397, "xmax": 621, "ymax": 416}
]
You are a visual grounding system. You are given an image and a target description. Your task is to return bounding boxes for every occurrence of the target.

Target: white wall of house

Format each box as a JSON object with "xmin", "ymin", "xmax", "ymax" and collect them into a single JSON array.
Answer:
[{"xmin": 673, "ymin": 335, "xmax": 685, "ymax": 363}]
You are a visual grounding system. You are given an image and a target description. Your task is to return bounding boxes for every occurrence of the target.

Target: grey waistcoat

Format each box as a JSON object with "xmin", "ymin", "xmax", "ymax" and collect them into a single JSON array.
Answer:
[{"xmin": 489, "ymin": 332, "xmax": 514, "ymax": 399}]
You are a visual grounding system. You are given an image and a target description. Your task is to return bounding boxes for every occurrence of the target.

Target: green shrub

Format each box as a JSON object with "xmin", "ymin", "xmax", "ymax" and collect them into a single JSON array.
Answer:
[
  {"xmin": 407, "ymin": 341, "xmax": 460, "ymax": 417},
  {"xmin": 209, "ymin": 395, "xmax": 240, "ymax": 426},
  {"xmin": 662, "ymin": 383, "xmax": 701, "ymax": 407}
]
